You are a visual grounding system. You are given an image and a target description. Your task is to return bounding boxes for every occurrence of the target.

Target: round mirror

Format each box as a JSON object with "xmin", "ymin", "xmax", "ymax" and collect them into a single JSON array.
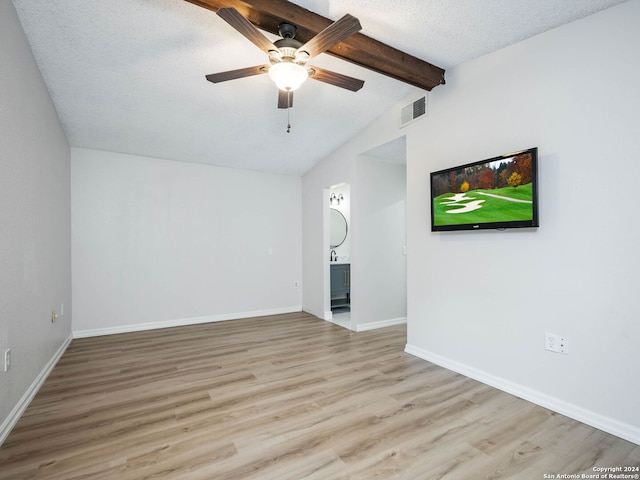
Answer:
[{"xmin": 330, "ymin": 208, "xmax": 348, "ymax": 248}]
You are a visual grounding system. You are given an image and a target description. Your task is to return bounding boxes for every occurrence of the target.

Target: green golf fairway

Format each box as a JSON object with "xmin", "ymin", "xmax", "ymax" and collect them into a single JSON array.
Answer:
[{"xmin": 433, "ymin": 183, "xmax": 533, "ymax": 226}]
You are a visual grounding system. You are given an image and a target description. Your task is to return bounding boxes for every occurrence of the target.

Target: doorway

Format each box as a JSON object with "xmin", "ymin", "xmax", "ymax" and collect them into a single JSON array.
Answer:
[{"xmin": 328, "ymin": 183, "xmax": 351, "ymax": 329}]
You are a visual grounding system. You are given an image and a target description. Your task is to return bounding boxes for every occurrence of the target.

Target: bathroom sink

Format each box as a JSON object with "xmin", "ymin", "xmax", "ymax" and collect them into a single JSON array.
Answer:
[{"xmin": 331, "ymin": 255, "xmax": 350, "ymax": 264}]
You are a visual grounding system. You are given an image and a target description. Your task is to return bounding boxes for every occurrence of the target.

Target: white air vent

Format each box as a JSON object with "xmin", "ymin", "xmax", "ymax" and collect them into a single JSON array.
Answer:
[{"xmin": 401, "ymin": 96, "xmax": 427, "ymax": 127}]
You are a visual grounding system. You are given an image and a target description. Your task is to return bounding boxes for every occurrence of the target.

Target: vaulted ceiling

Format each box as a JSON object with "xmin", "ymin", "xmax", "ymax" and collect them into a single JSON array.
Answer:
[{"xmin": 12, "ymin": 0, "xmax": 627, "ymax": 175}]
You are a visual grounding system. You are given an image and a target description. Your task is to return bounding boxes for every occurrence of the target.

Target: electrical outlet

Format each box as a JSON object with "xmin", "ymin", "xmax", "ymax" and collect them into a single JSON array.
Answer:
[
  {"xmin": 545, "ymin": 332, "xmax": 569, "ymax": 354},
  {"xmin": 545, "ymin": 332, "xmax": 560, "ymax": 352},
  {"xmin": 51, "ymin": 310, "xmax": 58, "ymax": 323},
  {"xmin": 4, "ymin": 349, "xmax": 11, "ymax": 372},
  {"xmin": 294, "ymin": 281, "xmax": 299, "ymax": 289}
]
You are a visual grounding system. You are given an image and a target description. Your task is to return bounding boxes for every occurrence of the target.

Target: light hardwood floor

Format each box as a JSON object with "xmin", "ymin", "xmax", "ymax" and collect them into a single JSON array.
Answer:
[{"xmin": 1, "ymin": 312, "xmax": 638, "ymax": 479}]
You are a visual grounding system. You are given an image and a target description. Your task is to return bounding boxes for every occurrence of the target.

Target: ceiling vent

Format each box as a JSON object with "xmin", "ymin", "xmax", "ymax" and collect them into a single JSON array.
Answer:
[{"xmin": 400, "ymin": 96, "xmax": 426, "ymax": 127}]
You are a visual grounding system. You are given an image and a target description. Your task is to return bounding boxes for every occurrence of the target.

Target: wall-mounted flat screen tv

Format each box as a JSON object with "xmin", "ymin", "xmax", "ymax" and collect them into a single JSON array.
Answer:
[{"xmin": 430, "ymin": 147, "xmax": 539, "ymax": 231}]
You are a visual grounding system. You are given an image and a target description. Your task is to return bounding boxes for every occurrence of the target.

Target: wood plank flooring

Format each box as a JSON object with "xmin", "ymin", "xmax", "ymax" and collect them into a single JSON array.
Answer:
[{"xmin": 0, "ymin": 312, "xmax": 638, "ymax": 479}]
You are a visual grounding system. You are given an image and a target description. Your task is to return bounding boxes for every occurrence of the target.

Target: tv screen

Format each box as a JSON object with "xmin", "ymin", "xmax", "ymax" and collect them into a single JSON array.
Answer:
[{"xmin": 430, "ymin": 147, "xmax": 539, "ymax": 231}]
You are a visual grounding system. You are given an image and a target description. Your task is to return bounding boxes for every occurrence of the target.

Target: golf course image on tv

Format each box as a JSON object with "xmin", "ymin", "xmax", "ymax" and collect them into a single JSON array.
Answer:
[{"xmin": 430, "ymin": 147, "xmax": 538, "ymax": 231}]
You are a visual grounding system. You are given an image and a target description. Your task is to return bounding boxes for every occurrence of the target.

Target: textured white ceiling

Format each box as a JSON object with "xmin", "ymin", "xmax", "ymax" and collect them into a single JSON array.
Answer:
[{"xmin": 12, "ymin": 0, "xmax": 628, "ymax": 175}]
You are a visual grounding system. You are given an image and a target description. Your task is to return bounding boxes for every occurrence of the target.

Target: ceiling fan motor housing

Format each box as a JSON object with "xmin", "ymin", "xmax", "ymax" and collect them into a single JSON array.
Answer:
[{"xmin": 271, "ymin": 37, "xmax": 305, "ymax": 65}]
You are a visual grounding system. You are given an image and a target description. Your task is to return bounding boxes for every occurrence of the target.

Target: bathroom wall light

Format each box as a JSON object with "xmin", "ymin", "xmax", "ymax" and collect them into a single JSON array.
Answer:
[{"xmin": 329, "ymin": 193, "xmax": 344, "ymax": 205}]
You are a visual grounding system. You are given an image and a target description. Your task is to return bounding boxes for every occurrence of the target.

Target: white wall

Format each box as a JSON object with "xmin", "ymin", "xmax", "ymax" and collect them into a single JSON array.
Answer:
[
  {"xmin": 72, "ymin": 148, "xmax": 302, "ymax": 335},
  {"xmin": 353, "ymin": 157, "xmax": 407, "ymax": 330},
  {"xmin": 0, "ymin": 1, "xmax": 72, "ymax": 443},
  {"xmin": 405, "ymin": 0, "xmax": 640, "ymax": 444}
]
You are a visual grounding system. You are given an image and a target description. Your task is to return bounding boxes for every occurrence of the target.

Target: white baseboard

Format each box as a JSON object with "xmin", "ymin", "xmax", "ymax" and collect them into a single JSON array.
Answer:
[
  {"xmin": 356, "ymin": 316, "xmax": 407, "ymax": 332},
  {"xmin": 0, "ymin": 333, "xmax": 73, "ymax": 447},
  {"xmin": 72, "ymin": 306, "xmax": 303, "ymax": 338},
  {"xmin": 404, "ymin": 343, "xmax": 640, "ymax": 446}
]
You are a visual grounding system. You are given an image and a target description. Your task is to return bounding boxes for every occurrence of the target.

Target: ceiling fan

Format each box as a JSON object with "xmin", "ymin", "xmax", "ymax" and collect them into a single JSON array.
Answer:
[{"xmin": 205, "ymin": 8, "xmax": 365, "ymax": 110}]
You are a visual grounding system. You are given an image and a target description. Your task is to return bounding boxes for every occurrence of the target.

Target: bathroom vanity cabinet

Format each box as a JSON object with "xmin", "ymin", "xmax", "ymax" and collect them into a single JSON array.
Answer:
[{"xmin": 330, "ymin": 263, "xmax": 350, "ymax": 310}]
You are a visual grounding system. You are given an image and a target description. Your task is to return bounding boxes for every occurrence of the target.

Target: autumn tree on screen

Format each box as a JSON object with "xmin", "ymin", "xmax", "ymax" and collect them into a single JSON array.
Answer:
[
  {"xmin": 449, "ymin": 171, "xmax": 458, "ymax": 194},
  {"xmin": 477, "ymin": 168, "xmax": 496, "ymax": 189},
  {"xmin": 508, "ymin": 171, "xmax": 522, "ymax": 188},
  {"xmin": 512, "ymin": 153, "xmax": 533, "ymax": 184}
]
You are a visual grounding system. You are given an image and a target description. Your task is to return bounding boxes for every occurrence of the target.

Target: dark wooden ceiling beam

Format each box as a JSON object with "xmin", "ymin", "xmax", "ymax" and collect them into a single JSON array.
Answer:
[{"xmin": 185, "ymin": 0, "xmax": 445, "ymax": 91}]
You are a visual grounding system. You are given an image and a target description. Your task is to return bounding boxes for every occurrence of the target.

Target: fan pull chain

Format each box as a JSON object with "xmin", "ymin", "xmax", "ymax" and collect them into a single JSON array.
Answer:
[{"xmin": 286, "ymin": 90, "xmax": 292, "ymax": 133}]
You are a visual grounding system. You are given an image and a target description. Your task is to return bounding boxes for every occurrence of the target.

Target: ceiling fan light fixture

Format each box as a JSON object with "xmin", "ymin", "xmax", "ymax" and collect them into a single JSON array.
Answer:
[{"xmin": 268, "ymin": 62, "xmax": 308, "ymax": 91}]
